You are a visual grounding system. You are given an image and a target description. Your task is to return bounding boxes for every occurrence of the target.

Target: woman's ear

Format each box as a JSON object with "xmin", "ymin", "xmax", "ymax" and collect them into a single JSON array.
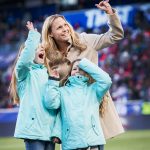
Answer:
[{"xmin": 49, "ymin": 33, "xmax": 53, "ymax": 38}]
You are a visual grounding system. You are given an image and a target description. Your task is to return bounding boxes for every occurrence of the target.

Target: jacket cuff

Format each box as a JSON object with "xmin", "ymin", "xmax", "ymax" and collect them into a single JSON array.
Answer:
[
  {"xmin": 48, "ymin": 77, "xmax": 60, "ymax": 86},
  {"xmin": 106, "ymin": 8, "xmax": 116, "ymax": 15},
  {"xmin": 48, "ymin": 76, "xmax": 60, "ymax": 81},
  {"xmin": 28, "ymin": 30, "xmax": 41, "ymax": 39},
  {"xmin": 107, "ymin": 9, "xmax": 121, "ymax": 24},
  {"xmin": 78, "ymin": 58, "xmax": 90, "ymax": 69}
]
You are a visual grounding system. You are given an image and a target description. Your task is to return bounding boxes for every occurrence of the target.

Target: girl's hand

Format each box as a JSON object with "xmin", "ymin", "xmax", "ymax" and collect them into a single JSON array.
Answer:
[
  {"xmin": 51, "ymin": 137, "xmax": 61, "ymax": 144},
  {"xmin": 95, "ymin": 0, "xmax": 113, "ymax": 14},
  {"xmin": 26, "ymin": 21, "xmax": 37, "ymax": 31}
]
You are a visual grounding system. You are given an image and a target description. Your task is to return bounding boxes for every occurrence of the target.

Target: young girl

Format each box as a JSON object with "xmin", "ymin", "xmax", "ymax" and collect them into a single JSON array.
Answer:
[
  {"xmin": 9, "ymin": 21, "xmax": 59, "ymax": 150},
  {"xmin": 44, "ymin": 58, "xmax": 112, "ymax": 150}
]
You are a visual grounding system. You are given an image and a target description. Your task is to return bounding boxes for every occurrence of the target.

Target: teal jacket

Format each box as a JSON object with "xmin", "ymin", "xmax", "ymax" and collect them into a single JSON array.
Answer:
[
  {"xmin": 14, "ymin": 30, "xmax": 57, "ymax": 141},
  {"xmin": 44, "ymin": 58, "xmax": 112, "ymax": 149}
]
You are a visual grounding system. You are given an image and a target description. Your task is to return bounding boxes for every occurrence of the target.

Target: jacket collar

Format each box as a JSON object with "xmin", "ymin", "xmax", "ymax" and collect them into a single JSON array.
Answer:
[
  {"xmin": 67, "ymin": 37, "xmax": 73, "ymax": 52},
  {"xmin": 66, "ymin": 75, "xmax": 89, "ymax": 87},
  {"xmin": 31, "ymin": 62, "xmax": 45, "ymax": 69}
]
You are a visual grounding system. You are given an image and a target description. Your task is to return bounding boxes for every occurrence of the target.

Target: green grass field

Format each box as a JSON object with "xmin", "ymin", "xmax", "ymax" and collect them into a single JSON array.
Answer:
[{"xmin": 0, "ymin": 130, "xmax": 150, "ymax": 150}]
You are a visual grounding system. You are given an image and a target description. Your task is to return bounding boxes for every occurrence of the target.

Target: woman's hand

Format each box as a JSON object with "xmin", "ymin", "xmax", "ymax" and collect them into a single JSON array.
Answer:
[
  {"xmin": 95, "ymin": 0, "xmax": 113, "ymax": 14},
  {"xmin": 26, "ymin": 21, "xmax": 37, "ymax": 31}
]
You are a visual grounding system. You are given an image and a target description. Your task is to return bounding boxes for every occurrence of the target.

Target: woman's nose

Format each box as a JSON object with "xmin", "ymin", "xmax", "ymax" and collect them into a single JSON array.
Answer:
[{"xmin": 62, "ymin": 26, "xmax": 67, "ymax": 31}]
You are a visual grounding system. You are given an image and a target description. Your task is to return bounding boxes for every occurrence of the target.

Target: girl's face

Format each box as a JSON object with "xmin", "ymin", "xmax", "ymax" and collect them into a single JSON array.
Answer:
[
  {"xmin": 34, "ymin": 44, "xmax": 45, "ymax": 64},
  {"xmin": 71, "ymin": 61, "xmax": 85, "ymax": 76},
  {"xmin": 50, "ymin": 17, "xmax": 71, "ymax": 43},
  {"xmin": 51, "ymin": 62, "xmax": 71, "ymax": 79}
]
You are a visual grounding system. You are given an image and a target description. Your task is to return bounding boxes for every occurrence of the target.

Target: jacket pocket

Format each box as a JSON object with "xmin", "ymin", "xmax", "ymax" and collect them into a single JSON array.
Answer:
[
  {"xmin": 91, "ymin": 115, "xmax": 99, "ymax": 136},
  {"xmin": 64, "ymin": 126, "xmax": 70, "ymax": 141},
  {"xmin": 25, "ymin": 108, "xmax": 36, "ymax": 129}
]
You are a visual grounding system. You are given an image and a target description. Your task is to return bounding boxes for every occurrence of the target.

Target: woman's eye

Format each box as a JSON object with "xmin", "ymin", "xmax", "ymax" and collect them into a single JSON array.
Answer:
[{"xmin": 57, "ymin": 26, "xmax": 62, "ymax": 29}]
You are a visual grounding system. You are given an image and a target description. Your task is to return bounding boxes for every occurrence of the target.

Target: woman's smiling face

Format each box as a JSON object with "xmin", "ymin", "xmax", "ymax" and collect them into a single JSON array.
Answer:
[{"xmin": 50, "ymin": 17, "xmax": 71, "ymax": 43}]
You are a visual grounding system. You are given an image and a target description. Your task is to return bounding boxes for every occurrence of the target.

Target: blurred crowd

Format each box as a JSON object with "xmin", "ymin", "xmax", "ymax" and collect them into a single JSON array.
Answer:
[
  {"xmin": 98, "ymin": 26, "xmax": 150, "ymax": 103},
  {"xmin": 0, "ymin": 4, "xmax": 150, "ymax": 108}
]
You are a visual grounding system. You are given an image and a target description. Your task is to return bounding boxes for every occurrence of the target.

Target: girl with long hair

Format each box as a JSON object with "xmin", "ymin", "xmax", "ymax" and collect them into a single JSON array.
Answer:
[
  {"xmin": 9, "ymin": 21, "xmax": 59, "ymax": 150},
  {"xmin": 44, "ymin": 58, "xmax": 112, "ymax": 150}
]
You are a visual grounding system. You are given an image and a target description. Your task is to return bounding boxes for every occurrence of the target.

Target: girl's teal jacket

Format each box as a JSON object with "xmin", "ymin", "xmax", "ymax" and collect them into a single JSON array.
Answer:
[
  {"xmin": 44, "ymin": 58, "xmax": 112, "ymax": 149},
  {"xmin": 14, "ymin": 30, "xmax": 57, "ymax": 141}
]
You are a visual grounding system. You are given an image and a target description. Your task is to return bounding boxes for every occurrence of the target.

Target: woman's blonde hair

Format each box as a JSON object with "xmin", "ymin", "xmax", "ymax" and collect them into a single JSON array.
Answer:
[{"xmin": 41, "ymin": 14, "xmax": 87, "ymax": 59}]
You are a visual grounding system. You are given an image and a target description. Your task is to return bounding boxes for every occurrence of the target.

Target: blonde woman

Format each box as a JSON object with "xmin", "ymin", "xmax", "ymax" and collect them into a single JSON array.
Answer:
[
  {"xmin": 42, "ymin": 0, "xmax": 124, "ymax": 146},
  {"xmin": 9, "ymin": 21, "xmax": 60, "ymax": 150}
]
